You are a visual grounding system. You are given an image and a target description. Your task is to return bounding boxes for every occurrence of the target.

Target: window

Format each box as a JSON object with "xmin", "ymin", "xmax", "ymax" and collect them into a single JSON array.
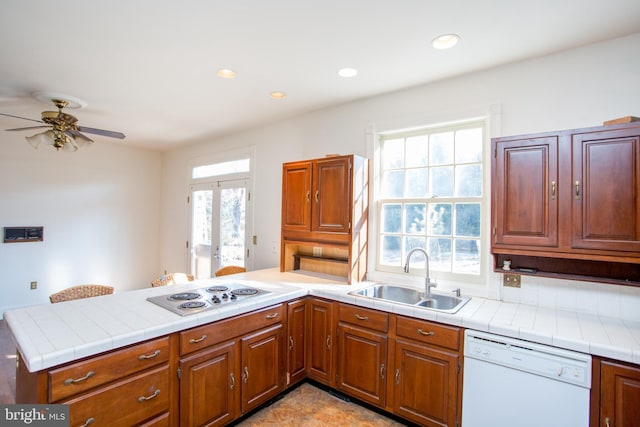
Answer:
[{"xmin": 377, "ymin": 121, "xmax": 486, "ymax": 281}]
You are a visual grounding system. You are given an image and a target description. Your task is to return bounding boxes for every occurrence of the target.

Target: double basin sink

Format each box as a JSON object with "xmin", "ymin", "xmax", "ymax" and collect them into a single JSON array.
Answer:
[{"xmin": 349, "ymin": 284, "xmax": 470, "ymax": 314}]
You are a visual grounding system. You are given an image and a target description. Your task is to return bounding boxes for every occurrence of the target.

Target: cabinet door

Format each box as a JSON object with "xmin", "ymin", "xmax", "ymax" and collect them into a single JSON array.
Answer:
[
  {"xmin": 493, "ymin": 135, "xmax": 559, "ymax": 247},
  {"xmin": 287, "ymin": 299, "xmax": 307, "ymax": 386},
  {"xmin": 241, "ymin": 324, "xmax": 284, "ymax": 413},
  {"xmin": 572, "ymin": 128, "xmax": 640, "ymax": 252},
  {"xmin": 393, "ymin": 339, "xmax": 459, "ymax": 427},
  {"xmin": 312, "ymin": 156, "xmax": 351, "ymax": 234},
  {"xmin": 336, "ymin": 323, "xmax": 387, "ymax": 408},
  {"xmin": 282, "ymin": 161, "xmax": 312, "ymax": 232},
  {"xmin": 600, "ymin": 360, "xmax": 640, "ymax": 427},
  {"xmin": 179, "ymin": 340, "xmax": 239, "ymax": 427},
  {"xmin": 306, "ymin": 298, "xmax": 334, "ymax": 385}
]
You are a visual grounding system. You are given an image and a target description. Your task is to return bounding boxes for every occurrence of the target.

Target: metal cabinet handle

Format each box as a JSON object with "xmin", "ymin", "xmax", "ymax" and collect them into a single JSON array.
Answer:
[
  {"xmin": 395, "ymin": 368, "xmax": 400, "ymax": 385},
  {"xmin": 230, "ymin": 372, "xmax": 235, "ymax": 390},
  {"xmin": 289, "ymin": 336, "xmax": 294, "ymax": 350},
  {"xmin": 575, "ymin": 180, "xmax": 581, "ymax": 199},
  {"xmin": 380, "ymin": 363, "xmax": 385, "ymax": 380},
  {"xmin": 266, "ymin": 312, "xmax": 279, "ymax": 319},
  {"xmin": 315, "ymin": 190, "xmax": 319, "ymax": 203},
  {"xmin": 551, "ymin": 180, "xmax": 556, "ymax": 200},
  {"xmin": 138, "ymin": 349, "xmax": 161, "ymax": 360},
  {"xmin": 306, "ymin": 190, "xmax": 310, "ymax": 202},
  {"xmin": 243, "ymin": 366, "xmax": 249, "ymax": 383},
  {"xmin": 64, "ymin": 371, "xmax": 94, "ymax": 385},
  {"xmin": 605, "ymin": 417, "xmax": 610, "ymax": 427},
  {"xmin": 138, "ymin": 389, "xmax": 160, "ymax": 402},
  {"xmin": 80, "ymin": 418, "xmax": 95, "ymax": 427},
  {"xmin": 354, "ymin": 314, "xmax": 369, "ymax": 321},
  {"xmin": 326, "ymin": 335, "xmax": 331, "ymax": 349},
  {"xmin": 417, "ymin": 329, "xmax": 435, "ymax": 336},
  {"xmin": 189, "ymin": 334, "xmax": 207, "ymax": 344}
]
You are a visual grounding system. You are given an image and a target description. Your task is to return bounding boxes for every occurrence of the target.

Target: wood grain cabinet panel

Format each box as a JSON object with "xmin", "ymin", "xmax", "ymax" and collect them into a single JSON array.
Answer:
[
  {"xmin": 287, "ymin": 299, "xmax": 307, "ymax": 386},
  {"xmin": 306, "ymin": 298, "xmax": 335, "ymax": 386},
  {"xmin": 598, "ymin": 360, "xmax": 640, "ymax": 427},
  {"xmin": 179, "ymin": 340, "xmax": 239, "ymax": 427},
  {"xmin": 48, "ymin": 336, "xmax": 170, "ymax": 402}
]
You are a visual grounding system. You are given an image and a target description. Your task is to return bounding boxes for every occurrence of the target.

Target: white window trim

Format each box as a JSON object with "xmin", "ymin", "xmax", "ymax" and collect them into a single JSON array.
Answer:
[{"xmin": 365, "ymin": 104, "xmax": 502, "ymax": 298}]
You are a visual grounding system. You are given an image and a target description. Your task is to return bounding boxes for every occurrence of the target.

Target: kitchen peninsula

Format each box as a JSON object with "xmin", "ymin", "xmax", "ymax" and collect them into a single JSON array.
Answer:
[{"xmin": 5, "ymin": 268, "xmax": 640, "ymax": 426}]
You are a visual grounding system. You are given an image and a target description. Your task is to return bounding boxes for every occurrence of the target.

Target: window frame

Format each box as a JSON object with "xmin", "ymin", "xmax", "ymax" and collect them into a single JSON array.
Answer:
[{"xmin": 371, "ymin": 118, "xmax": 491, "ymax": 287}]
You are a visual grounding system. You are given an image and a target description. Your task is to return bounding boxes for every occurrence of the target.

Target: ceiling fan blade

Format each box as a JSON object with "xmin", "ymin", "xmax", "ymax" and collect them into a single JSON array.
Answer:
[
  {"xmin": 0, "ymin": 112, "xmax": 44, "ymax": 124},
  {"xmin": 77, "ymin": 126, "xmax": 125, "ymax": 139},
  {"xmin": 6, "ymin": 125, "xmax": 51, "ymax": 131}
]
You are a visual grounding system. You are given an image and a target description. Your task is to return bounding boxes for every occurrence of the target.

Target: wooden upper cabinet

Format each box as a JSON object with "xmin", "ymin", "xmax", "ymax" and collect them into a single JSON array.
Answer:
[
  {"xmin": 312, "ymin": 157, "xmax": 351, "ymax": 234},
  {"xmin": 493, "ymin": 135, "xmax": 559, "ymax": 248},
  {"xmin": 572, "ymin": 127, "xmax": 640, "ymax": 252},
  {"xmin": 281, "ymin": 161, "xmax": 312, "ymax": 232},
  {"xmin": 282, "ymin": 155, "xmax": 352, "ymax": 236},
  {"xmin": 492, "ymin": 122, "xmax": 640, "ymax": 274}
]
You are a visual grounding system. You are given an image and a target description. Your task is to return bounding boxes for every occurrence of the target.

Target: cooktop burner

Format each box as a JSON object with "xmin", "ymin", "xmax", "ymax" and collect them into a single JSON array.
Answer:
[
  {"xmin": 147, "ymin": 283, "xmax": 271, "ymax": 316},
  {"xmin": 169, "ymin": 292, "xmax": 201, "ymax": 301}
]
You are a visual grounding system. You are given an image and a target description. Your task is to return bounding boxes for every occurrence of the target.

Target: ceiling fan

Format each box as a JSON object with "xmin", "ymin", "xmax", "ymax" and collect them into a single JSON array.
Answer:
[{"xmin": 0, "ymin": 93, "xmax": 125, "ymax": 151}]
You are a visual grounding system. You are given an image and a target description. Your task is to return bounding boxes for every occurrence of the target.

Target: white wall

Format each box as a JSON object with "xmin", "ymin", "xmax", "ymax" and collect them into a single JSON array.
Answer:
[
  {"xmin": 161, "ymin": 33, "xmax": 640, "ymax": 314},
  {"xmin": 0, "ymin": 138, "xmax": 162, "ymax": 316}
]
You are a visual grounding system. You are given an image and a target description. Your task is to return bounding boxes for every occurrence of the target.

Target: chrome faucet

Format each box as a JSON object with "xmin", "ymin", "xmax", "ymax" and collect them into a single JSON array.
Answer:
[{"xmin": 404, "ymin": 247, "xmax": 437, "ymax": 295}]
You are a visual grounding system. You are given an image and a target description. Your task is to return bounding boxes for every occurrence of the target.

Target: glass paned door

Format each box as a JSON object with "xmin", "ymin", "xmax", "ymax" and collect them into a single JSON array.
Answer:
[{"xmin": 190, "ymin": 180, "xmax": 250, "ymax": 279}]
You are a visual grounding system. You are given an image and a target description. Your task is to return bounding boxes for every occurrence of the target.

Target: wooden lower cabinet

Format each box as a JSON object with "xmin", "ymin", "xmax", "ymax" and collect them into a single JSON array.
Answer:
[
  {"xmin": 336, "ymin": 322, "xmax": 388, "ymax": 407},
  {"xmin": 179, "ymin": 340, "xmax": 239, "ymax": 427},
  {"xmin": 596, "ymin": 359, "xmax": 640, "ymax": 427},
  {"xmin": 287, "ymin": 299, "xmax": 307, "ymax": 386},
  {"xmin": 306, "ymin": 298, "xmax": 335, "ymax": 386},
  {"xmin": 241, "ymin": 324, "xmax": 285, "ymax": 412},
  {"xmin": 393, "ymin": 339, "xmax": 459, "ymax": 427}
]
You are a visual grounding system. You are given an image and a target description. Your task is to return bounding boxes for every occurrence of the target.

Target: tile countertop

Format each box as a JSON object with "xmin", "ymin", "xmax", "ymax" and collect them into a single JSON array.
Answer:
[{"xmin": 5, "ymin": 268, "xmax": 640, "ymax": 373}]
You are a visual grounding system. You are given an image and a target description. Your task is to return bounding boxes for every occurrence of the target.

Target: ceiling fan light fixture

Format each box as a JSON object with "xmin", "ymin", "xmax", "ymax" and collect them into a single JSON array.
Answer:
[
  {"xmin": 25, "ymin": 129, "xmax": 89, "ymax": 152},
  {"xmin": 432, "ymin": 33, "xmax": 460, "ymax": 50}
]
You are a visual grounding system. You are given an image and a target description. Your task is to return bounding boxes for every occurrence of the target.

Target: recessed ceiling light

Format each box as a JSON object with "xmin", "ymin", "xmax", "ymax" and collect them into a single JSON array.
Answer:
[
  {"xmin": 338, "ymin": 68, "xmax": 358, "ymax": 78},
  {"xmin": 217, "ymin": 68, "xmax": 237, "ymax": 78},
  {"xmin": 270, "ymin": 91, "xmax": 286, "ymax": 99},
  {"xmin": 432, "ymin": 34, "xmax": 460, "ymax": 50}
]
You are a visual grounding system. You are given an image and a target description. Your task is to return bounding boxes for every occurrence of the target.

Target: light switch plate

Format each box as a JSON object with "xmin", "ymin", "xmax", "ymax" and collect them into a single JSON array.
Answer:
[{"xmin": 503, "ymin": 273, "xmax": 521, "ymax": 288}]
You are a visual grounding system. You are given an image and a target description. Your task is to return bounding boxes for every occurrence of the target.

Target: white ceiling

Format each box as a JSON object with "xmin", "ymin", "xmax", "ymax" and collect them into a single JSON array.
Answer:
[{"xmin": 1, "ymin": 0, "xmax": 639, "ymax": 151}]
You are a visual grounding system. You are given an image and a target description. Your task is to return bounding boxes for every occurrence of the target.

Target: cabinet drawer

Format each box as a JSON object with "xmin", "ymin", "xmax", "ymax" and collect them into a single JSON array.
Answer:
[
  {"xmin": 396, "ymin": 316, "xmax": 460, "ymax": 350},
  {"xmin": 180, "ymin": 303, "xmax": 285, "ymax": 355},
  {"xmin": 63, "ymin": 365, "xmax": 169, "ymax": 427},
  {"xmin": 339, "ymin": 304, "xmax": 388, "ymax": 332},
  {"xmin": 49, "ymin": 336, "xmax": 170, "ymax": 402}
]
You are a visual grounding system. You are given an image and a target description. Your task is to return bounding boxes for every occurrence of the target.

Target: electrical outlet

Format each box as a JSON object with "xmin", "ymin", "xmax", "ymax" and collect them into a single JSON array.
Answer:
[
  {"xmin": 503, "ymin": 274, "xmax": 521, "ymax": 288},
  {"xmin": 30, "ymin": 281, "xmax": 37, "ymax": 290}
]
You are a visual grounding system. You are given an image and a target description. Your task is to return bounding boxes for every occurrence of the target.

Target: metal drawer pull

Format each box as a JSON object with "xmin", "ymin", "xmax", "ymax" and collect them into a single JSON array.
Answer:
[
  {"xmin": 138, "ymin": 389, "xmax": 160, "ymax": 402},
  {"xmin": 230, "ymin": 372, "xmax": 235, "ymax": 390},
  {"xmin": 243, "ymin": 366, "xmax": 249, "ymax": 383},
  {"xmin": 575, "ymin": 180, "xmax": 581, "ymax": 199},
  {"xmin": 354, "ymin": 314, "xmax": 369, "ymax": 320},
  {"xmin": 417, "ymin": 329, "xmax": 435, "ymax": 336},
  {"xmin": 266, "ymin": 312, "xmax": 279, "ymax": 319},
  {"xmin": 306, "ymin": 191, "xmax": 310, "ymax": 202},
  {"xmin": 189, "ymin": 334, "xmax": 207, "ymax": 344},
  {"xmin": 315, "ymin": 190, "xmax": 319, "ymax": 202},
  {"xmin": 326, "ymin": 335, "xmax": 331, "ymax": 349},
  {"xmin": 80, "ymin": 417, "xmax": 94, "ymax": 427},
  {"xmin": 64, "ymin": 371, "xmax": 94, "ymax": 385},
  {"xmin": 395, "ymin": 368, "xmax": 400, "ymax": 385},
  {"xmin": 605, "ymin": 417, "xmax": 610, "ymax": 427},
  {"xmin": 551, "ymin": 180, "xmax": 556, "ymax": 200},
  {"xmin": 138, "ymin": 349, "xmax": 161, "ymax": 360},
  {"xmin": 380, "ymin": 363, "xmax": 385, "ymax": 379},
  {"xmin": 289, "ymin": 336, "xmax": 294, "ymax": 350}
]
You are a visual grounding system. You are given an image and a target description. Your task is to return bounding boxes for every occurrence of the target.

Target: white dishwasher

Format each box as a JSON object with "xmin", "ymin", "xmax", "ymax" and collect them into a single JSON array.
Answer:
[{"xmin": 462, "ymin": 330, "xmax": 591, "ymax": 427}]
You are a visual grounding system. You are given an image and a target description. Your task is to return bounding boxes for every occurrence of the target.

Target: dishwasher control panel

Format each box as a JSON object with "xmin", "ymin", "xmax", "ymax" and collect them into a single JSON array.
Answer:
[{"xmin": 464, "ymin": 330, "xmax": 591, "ymax": 388}]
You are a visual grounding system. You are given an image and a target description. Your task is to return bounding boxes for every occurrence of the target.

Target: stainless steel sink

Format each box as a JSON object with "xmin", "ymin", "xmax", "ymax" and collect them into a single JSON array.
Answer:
[{"xmin": 349, "ymin": 284, "xmax": 470, "ymax": 314}]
